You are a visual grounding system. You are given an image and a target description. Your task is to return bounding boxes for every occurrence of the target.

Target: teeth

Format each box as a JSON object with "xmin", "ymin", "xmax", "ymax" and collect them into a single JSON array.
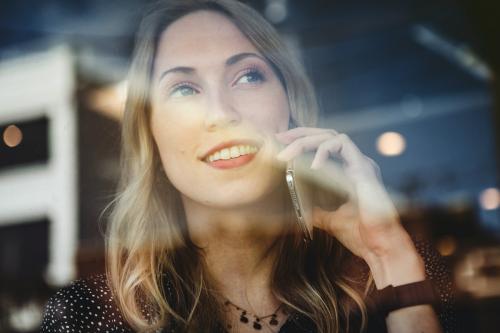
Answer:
[
  {"xmin": 220, "ymin": 148, "xmax": 230, "ymax": 159},
  {"xmin": 213, "ymin": 151, "xmax": 220, "ymax": 161},
  {"xmin": 205, "ymin": 144, "xmax": 259, "ymax": 162},
  {"xmin": 230, "ymin": 146, "xmax": 240, "ymax": 158}
]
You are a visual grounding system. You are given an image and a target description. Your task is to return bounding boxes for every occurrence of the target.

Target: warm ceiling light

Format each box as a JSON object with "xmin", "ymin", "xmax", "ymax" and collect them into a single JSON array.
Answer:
[
  {"xmin": 376, "ymin": 131, "xmax": 406, "ymax": 156},
  {"xmin": 87, "ymin": 80, "xmax": 127, "ymax": 121},
  {"xmin": 3, "ymin": 124, "xmax": 23, "ymax": 147}
]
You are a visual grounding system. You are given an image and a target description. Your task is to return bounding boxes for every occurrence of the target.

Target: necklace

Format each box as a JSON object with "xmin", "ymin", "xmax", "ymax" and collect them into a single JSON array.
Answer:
[{"xmin": 223, "ymin": 298, "xmax": 283, "ymax": 331}]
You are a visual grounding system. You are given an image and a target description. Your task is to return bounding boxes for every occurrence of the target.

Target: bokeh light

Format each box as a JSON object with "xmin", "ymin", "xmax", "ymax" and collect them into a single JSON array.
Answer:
[
  {"xmin": 437, "ymin": 235, "xmax": 458, "ymax": 256},
  {"xmin": 3, "ymin": 125, "xmax": 23, "ymax": 148},
  {"xmin": 479, "ymin": 187, "xmax": 500, "ymax": 210},
  {"xmin": 376, "ymin": 131, "xmax": 406, "ymax": 156}
]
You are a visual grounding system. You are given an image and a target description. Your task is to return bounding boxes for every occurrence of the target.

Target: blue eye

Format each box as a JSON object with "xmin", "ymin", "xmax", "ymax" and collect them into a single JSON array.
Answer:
[
  {"xmin": 236, "ymin": 69, "xmax": 265, "ymax": 84},
  {"xmin": 170, "ymin": 84, "xmax": 198, "ymax": 97}
]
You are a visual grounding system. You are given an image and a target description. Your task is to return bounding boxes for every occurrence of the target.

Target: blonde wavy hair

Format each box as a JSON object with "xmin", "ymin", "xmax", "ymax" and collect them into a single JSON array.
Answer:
[{"xmin": 105, "ymin": 0, "xmax": 373, "ymax": 332}]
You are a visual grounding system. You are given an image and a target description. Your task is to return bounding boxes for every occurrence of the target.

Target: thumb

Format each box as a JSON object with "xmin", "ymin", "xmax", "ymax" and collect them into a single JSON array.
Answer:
[{"xmin": 312, "ymin": 203, "xmax": 357, "ymax": 236}]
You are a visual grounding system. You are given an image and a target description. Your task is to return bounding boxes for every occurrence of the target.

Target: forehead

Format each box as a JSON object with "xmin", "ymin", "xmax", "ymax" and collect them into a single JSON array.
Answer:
[{"xmin": 154, "ymin": 10, "xmax": 260, "ymax": 74}]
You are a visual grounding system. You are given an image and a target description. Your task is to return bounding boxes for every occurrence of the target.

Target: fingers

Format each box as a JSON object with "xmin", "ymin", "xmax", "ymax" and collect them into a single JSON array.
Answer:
[
  {"xmin": 276, "ymin": 127, "xmax": 365, "ymax": 166},
  {"xmin": 309, "ymin": 134, "xmax": 374, "ymax": 171},
  {"xmin": 275, "ymin": 126, "xmax": 338, "ymax": 144},
  {"xmin": 276, "ymin": 133, "xmax": 333, "ymax": 161},
  {"xmin": 310, "ymin": 138, "xmax": 342, "ymax": 169},
  {"xmin": 275, "ymin": 127, "xmax": 383, "ymax": 187},
  {"xmin": 332, "ymin": 133, "xmax": 366, "ymax": 168}
]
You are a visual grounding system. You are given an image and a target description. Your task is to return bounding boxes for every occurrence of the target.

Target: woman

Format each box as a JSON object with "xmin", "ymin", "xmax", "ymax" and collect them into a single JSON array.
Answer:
[{"xmin": 42, "ymin": 0, "xmax": 455, "ymax": 332}]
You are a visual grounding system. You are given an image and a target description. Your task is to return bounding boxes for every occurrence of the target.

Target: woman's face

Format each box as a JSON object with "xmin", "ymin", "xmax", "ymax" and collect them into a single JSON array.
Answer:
[{"xmin": 150, "ymin": 10, "xmax": 290, "ymax": 208}]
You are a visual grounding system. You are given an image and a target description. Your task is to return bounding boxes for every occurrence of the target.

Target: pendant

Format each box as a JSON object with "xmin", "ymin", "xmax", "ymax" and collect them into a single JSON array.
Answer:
[
  {"xmin": 240, "ymin": 310, "xmax": 249, "ymax": 323},
  {"xmin": 253, "ymin": 320, "xmax": 262, "ymax": 330}
]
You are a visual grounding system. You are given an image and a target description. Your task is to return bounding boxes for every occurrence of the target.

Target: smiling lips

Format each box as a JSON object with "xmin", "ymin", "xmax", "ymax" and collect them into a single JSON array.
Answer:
[{"xmin": 201, "ymin": 140, "xmax": 261, "ymax": 169}]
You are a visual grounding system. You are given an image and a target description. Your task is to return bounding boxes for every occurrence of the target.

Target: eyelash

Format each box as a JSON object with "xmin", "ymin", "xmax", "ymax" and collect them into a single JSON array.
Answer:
[
  {"xmin": 169, "ymin": 81, "xmax": 198, "ymax": 97},
  {"xmin": 168, "ymin": 66, "xmax": 266, "ymax": 97},
  {"xmin": 235, "ymin": 67, "xmax": 266, "ymax": 85}
]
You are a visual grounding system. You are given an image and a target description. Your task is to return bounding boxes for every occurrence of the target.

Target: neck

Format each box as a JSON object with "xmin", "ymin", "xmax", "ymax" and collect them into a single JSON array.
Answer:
[{"xmin": 180, "ymin": 187, "xmax": 290, "ymax": 314}]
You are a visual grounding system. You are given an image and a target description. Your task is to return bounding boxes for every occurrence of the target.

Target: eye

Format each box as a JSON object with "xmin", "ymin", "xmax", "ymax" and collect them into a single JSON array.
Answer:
[
  {"xmin": 235, "ymin": 68, "xmax": 265, "ymax": 85},
  {"xmin": 170, "ymin": 83, "xmax": 199, "ymax": 98}
]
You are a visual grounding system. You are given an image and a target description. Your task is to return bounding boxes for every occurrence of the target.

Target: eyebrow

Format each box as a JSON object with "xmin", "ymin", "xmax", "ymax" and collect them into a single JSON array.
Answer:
[
  {"xmin": 157, "ymin": 52, "xmax": 267, "ymax": 83},
  {"xmin": 158, "ymin": 66, "xmax": 194, "ymax": 83},
  {"xmin": 225, "ymin": 52, "xmax": 266, "ymax": 66}
]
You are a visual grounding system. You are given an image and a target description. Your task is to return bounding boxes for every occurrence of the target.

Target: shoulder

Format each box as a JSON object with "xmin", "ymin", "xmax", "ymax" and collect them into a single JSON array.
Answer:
[{"xmin": 41, "ymin": 273, "xmax": 133, "ymax": 332}]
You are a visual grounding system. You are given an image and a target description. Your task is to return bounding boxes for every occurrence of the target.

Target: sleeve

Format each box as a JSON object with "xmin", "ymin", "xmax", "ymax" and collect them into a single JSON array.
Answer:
[
  {"xmin": 413, "ymin": 238, "xmax": 457, "ymax": 333},
  {"xmin": 40, "ymin": 275, "xmax": 132, "ymax": 333}
]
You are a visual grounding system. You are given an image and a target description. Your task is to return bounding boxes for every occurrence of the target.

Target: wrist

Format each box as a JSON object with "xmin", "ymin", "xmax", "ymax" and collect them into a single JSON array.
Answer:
[
  {"xmin": 370, "ymin": 279, "xmax": 440, "ymax": 318},
  {"xmin": 365, "ymin": 242, "xmax": 426, "ymax": 289}
]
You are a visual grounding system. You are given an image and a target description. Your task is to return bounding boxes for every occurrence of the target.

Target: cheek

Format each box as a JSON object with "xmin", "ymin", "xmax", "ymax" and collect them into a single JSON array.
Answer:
[
  {"xmin": 151, "ymin": 107, "xmax": 202, "ymax": 164},
  {"xmin": 234, "ymin": 88, "xmax": 290, "ymax": 132}
]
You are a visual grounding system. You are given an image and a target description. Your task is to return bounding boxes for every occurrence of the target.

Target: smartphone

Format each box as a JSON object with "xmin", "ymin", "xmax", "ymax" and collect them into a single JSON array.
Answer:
[
  {"xmin": 286, "ymin": 158, "xmax": 313, "ymax": 243},
  {"xmin": 285, "ymin": 152, "xmax": 353, "ymax": 244}
]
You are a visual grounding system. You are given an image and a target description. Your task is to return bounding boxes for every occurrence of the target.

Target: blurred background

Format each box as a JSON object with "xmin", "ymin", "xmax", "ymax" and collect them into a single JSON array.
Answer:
[{"xmin": 0, "ymin": 0, "xmax": 499, "ymax": 332}]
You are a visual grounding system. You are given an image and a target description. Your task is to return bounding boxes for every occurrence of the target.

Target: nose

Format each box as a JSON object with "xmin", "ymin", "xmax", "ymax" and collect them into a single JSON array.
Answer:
[{"xmin": 203, "ymin": 88, "xmax": 241, "ymax": 131}]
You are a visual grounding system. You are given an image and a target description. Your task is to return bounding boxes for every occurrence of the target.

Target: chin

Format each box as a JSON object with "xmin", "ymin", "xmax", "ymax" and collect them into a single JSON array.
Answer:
[{"xmin": 187, "ymin": 169, "xmax": 285, "ymax": 209}]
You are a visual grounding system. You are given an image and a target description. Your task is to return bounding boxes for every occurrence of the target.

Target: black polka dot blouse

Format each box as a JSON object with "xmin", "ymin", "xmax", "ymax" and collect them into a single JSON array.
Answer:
[{"xmin": 41, "ymin": 240, "xmax": 456, "ymax": 332}]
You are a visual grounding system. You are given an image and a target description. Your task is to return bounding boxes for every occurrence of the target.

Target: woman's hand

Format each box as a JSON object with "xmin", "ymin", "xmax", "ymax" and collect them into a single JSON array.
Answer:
[{"xmin": 275, "ymin": 126, "xmax": 426, "ymax": 288}]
